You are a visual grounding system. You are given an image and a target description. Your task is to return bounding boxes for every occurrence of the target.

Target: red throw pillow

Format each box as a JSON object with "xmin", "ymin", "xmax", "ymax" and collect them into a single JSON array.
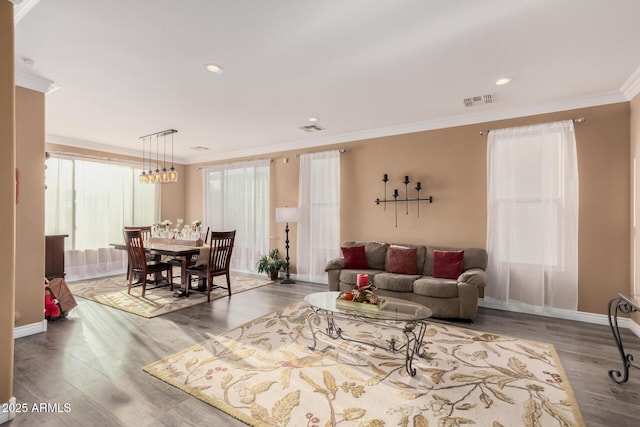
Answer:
[
  {"xmin": 342, "ymin": 245, "xmax": 368, "ymax": 269},
  {"xmin": 386, "ymin": 246, "xmax": 417, "ymax": 275},
  {"xmin": 433, "ymin": 250, "xmax": 464, "ymax": 279}
]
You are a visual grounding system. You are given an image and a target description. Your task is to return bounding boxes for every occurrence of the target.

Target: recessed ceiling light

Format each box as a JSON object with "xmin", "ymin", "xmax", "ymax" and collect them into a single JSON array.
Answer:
[
  {"xmin": 205, "ymin": 64, "xmax": 223, "ymax": 74},
  {"xmin": 495, "ymin": 77, "xmax": 511, "ymax": 86},
  {"xmin": 308, "ymin": 117, "xmax": 319, "ymax": 122}
]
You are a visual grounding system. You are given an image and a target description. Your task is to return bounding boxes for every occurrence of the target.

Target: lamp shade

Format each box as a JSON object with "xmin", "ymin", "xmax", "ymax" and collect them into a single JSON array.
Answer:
[{"xmin": 276, "ymin": 207, "xmax": 298, "ymax": 223}]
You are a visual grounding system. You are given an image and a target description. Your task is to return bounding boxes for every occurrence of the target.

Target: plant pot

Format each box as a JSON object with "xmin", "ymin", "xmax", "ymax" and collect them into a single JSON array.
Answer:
[{"xmin": 269, "ymin": 271, "xmax": 279, "ymax": 281}]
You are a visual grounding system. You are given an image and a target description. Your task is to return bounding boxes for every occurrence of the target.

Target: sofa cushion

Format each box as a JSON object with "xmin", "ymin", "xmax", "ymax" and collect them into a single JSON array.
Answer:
[
  {"xmin": 373, "ymin": 272, "xmax": 420, "ymax": 292},
  {"xmin": 386, "ymin": 245, "xmax": 418, "ymax": 274},
  {"xmin": 433, "ymin": 250, "xmax": 464, "ymax": 279},
  {"xmin": 460, "ymin": 247, "xmax": 489, "ymax": 271},
  {"xmin": 342, "ymin": 241, "xmax": 388, "ymax": 270},
  {"xmin": 414, "ymin": 276, "xmax": 458, "ymax": 298},
  {"xmin": 341, "ymin": 245, "xmax": 368, "ymax": 269},
  {"xmin": 339, "ymin": 269, "xmax": 384, "ymax": 286},
  {"xmin": 424, "ymin": 246, "xmax": 488, "ymax": 276},
  {"xmin": 391, "ymin": 243, "xmax": 426, "ymax": 273}
]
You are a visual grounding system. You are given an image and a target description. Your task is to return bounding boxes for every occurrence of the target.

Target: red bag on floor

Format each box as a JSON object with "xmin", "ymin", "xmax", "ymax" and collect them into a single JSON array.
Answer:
[{"xmin": 45, "ymin": 294, "xmax": 61, "ymax": 320}]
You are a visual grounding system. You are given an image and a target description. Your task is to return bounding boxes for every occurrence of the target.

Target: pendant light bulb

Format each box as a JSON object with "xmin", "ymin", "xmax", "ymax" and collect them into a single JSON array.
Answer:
[{"xmin": 169, "ymin": 167, "xmax": 179, "ymax": 182}]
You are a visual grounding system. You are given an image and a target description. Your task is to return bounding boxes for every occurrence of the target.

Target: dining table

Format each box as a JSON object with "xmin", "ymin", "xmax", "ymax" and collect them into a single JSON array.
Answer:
[{"xmin": 111, "ymin": 240, "xmax": 207, "ymax": 297}]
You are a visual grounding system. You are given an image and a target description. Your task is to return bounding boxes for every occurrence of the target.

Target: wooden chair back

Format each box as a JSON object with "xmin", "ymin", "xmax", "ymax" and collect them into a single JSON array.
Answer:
[
  {"xmin": 123, "ymin": 229, "xmax": 148, "ymax": 272},
  {"xmin": 207, "ymin": 230, "xmax": 236, "ymax": 275},
  {"xmin": 124, "ymin": 225, "xmax": 151, "ymax": 241}
]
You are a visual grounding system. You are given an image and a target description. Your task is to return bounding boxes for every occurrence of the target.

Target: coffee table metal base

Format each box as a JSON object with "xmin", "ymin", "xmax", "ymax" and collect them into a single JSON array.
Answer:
[{"xmin": 307, "ymin": 307, "xmax": 427, "ymax": 376}]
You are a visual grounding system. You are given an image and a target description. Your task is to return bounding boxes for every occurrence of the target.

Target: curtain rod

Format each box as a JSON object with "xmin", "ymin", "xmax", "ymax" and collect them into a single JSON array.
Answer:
[
  {"xmin": 295, "ymin": 148, "xmax": 346, "ymax": 158},
  {"xmin": 479, "ymin": 117, "xmax": 586, "ymax": 136},
  {"xmin": 47, "ymin": 150, "xmax": 142, "ymax": 167},
  {"xmin": 197, "ymin": 157, "xmax": 273, "ymax": 170}
]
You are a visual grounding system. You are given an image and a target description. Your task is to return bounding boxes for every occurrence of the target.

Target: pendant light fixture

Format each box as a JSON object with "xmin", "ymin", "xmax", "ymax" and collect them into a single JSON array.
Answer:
[
  {"xmin": 168, "ymin": 131, "xmax": 178, "ymax": 182},
  {"xmin": 139, "ymin": 136, "xmax": 148, "ymax": 183},
  {"xmin": 139, "ymin": 129, "xmax": 178, "ymax": 184}
]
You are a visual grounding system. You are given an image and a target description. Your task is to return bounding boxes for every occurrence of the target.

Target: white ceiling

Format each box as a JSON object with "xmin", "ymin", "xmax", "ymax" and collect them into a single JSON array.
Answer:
[{"xmin": 13, "ymin": 0, "xmax": 640, "ymax": 164}]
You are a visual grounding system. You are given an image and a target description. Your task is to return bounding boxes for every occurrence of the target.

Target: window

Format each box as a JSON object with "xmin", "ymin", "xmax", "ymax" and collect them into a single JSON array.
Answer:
[
  {"xmin": 202, "ymin": 159, "xmax": 270, "ymax": 273},
  {"xmin": 492, "ymin": 134, "xmax": 563, "ymax": 266},
  {"xmin": 297, "ymin": 151, "xmax": 341, "ymax": 283},
  {"xmin": 486, "ymin": 121, "xmax": 579, "ymax": 310},
  {"xmin": 45, "ymin": 156, "xmax": 157, "ymax": 280}
]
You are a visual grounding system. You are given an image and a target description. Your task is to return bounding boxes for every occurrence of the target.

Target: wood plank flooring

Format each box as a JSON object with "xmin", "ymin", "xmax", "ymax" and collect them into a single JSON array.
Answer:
[{"xmin": 8, "ymin": 278, "xmax": 640, "ymax": 426}]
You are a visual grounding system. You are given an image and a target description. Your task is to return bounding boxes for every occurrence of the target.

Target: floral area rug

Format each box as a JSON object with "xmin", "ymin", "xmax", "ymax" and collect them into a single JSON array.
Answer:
[
  {"xmin": 69, "ymin": 274, "xmax": 272, "ymax": 318},
  {"xmin": 143, "ymin": 301, "xmax": 585, "ymax": 426}
]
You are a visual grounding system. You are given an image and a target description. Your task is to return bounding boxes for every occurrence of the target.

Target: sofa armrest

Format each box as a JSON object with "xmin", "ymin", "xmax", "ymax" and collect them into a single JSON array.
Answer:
[
  {"xmin": 325, "ymin": 257, "xmax": 345, "ymax": 271},
  {"xmin": 457, "ymin": 268, "xmax": 487, "ymax": 288}
]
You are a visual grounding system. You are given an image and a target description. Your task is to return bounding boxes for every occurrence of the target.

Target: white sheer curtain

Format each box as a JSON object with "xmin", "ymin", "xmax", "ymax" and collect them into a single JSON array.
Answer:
[
  {"xmin": 297, "ymin": 150, "xmax": 341, "ymax": 283},
  {"xmin": 486, "ymin": 120, "xmax": 579, "ymax": 310},
  {"xmin": 202, "ymin": 159, "xmax": 270, "ymax": 273},
  {"xmin": 45, "ymin": 156, "xmax": 157, "ymax": 281}
]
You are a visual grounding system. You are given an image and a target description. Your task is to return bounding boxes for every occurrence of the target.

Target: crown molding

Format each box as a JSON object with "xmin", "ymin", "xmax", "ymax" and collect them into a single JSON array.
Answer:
[
  {"xmin": 46, "ymin": 134, "xmax": 189, "ymax": 165},
  {"xmin": 621, "ymin": 65, "xmax": 640, "ymax": 100},
  {"xmin": 187, "ymin": 90, "xmax": 628, "ymax": 165},
  {"xmin": 11, "ymin": 0, "xmax": 40, "ymax": 24},
  {"xmin": 15, "ymin": 71, "xmax": 59, "ymax": 94}
]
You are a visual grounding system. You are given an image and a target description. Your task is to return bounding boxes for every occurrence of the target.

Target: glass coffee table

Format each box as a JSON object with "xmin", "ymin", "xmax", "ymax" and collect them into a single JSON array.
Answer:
[{"xmin": 304, "ymin": 291, "xmax": 432, "ymax": 376}]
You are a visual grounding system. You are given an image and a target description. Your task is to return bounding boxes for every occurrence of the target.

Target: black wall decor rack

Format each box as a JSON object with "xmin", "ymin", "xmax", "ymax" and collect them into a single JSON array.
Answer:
[{"xmin": 375, "ymin": 174, "xmax": 433, "ymax": 227}]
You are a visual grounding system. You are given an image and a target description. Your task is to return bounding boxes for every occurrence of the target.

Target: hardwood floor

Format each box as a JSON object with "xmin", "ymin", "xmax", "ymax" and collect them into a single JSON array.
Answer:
[{"xmin": 8, "ymin": 278, "xmax": 640, "ymax": 426}]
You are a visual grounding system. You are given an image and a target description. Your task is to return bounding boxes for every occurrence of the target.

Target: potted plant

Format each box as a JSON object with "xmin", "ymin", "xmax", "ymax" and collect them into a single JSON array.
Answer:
[{"xmin": 256, "ymin": 249, "xmax": 285, "ymax": 280}]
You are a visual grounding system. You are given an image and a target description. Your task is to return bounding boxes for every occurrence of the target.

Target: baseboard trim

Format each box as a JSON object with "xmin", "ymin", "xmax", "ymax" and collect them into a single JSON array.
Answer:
[
  {"xmin": 14, "ymin": 319, "xmax": 47, "ymax": 339},
  {"xmin": 0, "ymin": 397, "xmax": 16, "ymax": 424},
  {"xmin": 478, "ymin": 298, "xmax": 639, "ymax": 338}
]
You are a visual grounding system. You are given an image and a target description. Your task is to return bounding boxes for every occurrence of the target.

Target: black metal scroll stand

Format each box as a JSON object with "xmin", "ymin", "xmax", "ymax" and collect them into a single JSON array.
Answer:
[{"xmin": 607, "ymin": 294, "xmax": 640, "ymax": 383}]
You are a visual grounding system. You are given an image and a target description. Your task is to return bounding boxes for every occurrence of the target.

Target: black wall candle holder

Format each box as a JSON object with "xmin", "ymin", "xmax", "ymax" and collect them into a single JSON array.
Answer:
[{"xmin": 375, "ymin": 174, "xmax": 433, "ymax": 227}]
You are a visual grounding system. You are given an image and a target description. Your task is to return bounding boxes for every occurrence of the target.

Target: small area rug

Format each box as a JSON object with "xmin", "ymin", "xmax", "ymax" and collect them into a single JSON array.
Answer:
[
  {"xmin": 143, "ymin": 301, "xmax": 584, "ymax": 426},
  {"xmin": 69, "ymin": 274, "xmax": 272, "ymax": 318}
]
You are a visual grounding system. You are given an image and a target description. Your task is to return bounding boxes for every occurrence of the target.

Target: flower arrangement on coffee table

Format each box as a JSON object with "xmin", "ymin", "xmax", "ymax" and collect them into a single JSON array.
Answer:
[
  {"xmin": 337, "ymin": 273, "xmax": 385, "ymax": 309},
  {"xmin": 341, "ymin": 283, "xmax": 380, "ymax": 304}
]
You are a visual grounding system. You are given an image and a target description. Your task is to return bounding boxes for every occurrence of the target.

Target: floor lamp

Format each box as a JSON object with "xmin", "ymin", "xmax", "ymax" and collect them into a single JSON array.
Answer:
[{"xmin": 275, "ymin": 207, "xmax": 298, "ymax": 284}]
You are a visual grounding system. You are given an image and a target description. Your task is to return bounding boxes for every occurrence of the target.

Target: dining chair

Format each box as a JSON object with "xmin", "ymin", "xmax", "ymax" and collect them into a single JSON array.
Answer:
[
  {"xmin": 186, "ymin": 230, "xmax": 236, "ymax": 302},
  {"xmin": 123, "ymin": 228, "xmax": 173, "ymax": 297},
  {"xmin": 124, "ymin": 226, "xmax": 153, "ymax": 280}
]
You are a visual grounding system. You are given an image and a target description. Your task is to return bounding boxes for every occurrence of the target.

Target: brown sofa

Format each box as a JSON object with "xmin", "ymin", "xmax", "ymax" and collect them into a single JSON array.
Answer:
[{"xmin": 325, "ymin": 241, "xmax": 488, "ymax": 320}]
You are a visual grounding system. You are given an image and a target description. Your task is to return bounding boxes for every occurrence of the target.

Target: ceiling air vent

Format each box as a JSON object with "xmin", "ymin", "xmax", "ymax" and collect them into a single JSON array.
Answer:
[
  {"xmin": 190, "ymin": 146, "xmax": 209, "ymax": 151},
  {"xmin": 464, "ymin": 94, "xmax": 493, "ymax": 107},
  {"xmin": 299, "ymin": 124, "xmax": 325, "ymax": 132}
]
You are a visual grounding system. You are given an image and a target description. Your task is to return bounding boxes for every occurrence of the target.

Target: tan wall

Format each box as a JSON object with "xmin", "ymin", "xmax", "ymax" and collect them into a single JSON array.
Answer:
[
  {"xmin": 186, "ymin": 103, "xmax": 630, "ymax": 315},
  {"xmin": 0, "ymin": 0, "xmax": 15, "ymax": 404},
  {"xmin": 574, "ymin": 103, "xmax": 630, "ymax": 314},
  {"xmin": 45, "ymin": 143, "xmax": 187, "ymax": 222},
  {"xmin": 15, "ymin": 87, "xmax": 46, "ymax": 327},
  {"xmin": 159, "ymin": 165, "xmax": 186, "ymax": 223},
  {"xmin": 631, "ymin": 94, "xmax": 640, "ymax": 325}
]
